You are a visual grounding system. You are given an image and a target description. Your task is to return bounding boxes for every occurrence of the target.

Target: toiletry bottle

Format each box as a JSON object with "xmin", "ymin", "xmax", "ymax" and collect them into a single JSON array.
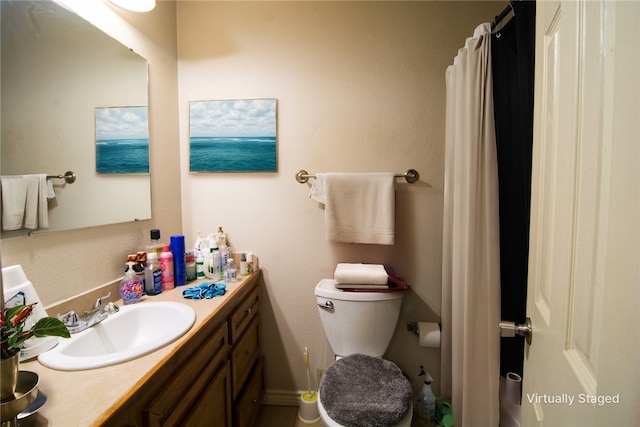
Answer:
[
  {"xmin": 239, "ymin": 253, "xmax": 248, "ymax": 276},
  {"xmin": 418, "ymin": 366, "xmax": 436, "ymax": 421},
  {"xmin": 246, "ymin": 252, "xmax": 254, "ymax": 274},
  {"xmin": 147, "ymin": 229, "xmax": 164, "ymax": 257},
  {"xmin": 185, "ymin": 250, "xmax": 196, "ymax": 282},
  {"xmin": 215, "ymin": 226, "xmax": 227, "ymax": 248},
  {"xmin": 145, "ymin": 252, "xmax": 162, "ymax": 296},
  {"xmin": 159, "ymin": 244, "xmax": 174, "ymax": 290},
  {"xmin": 120, "ymin": 262, "xmax": 143, "ymax": 305},
  {"xmin": 170, "ymin": 235, "xmax": 187, "ymax": 286},
  {"xmin": 194, "ymin": 230, "xmax": 204, "ymax": 257},
  {"xmin": 196, "ymin": 250, "xmax": 205, "ymax": 279},
  {"xmin": 218, "ymin": 245, "xmax": 229, "ymax": 279},
  {"xmin": 134, "ymin": 252, "xmax": 147, "ymax": 293},
  {"xmin": 224, "ymin": 258, "xmax": 237, "ymax": 283}
]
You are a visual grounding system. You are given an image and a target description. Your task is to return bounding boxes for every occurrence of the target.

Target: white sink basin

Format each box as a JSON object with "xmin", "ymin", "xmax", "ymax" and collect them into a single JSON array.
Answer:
[{"xmin": 38, "ymin": 301, "xmax": 196, "ymax": 371}]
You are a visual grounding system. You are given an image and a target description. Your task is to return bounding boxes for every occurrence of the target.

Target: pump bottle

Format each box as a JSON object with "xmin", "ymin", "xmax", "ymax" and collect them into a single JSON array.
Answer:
[{"xmin": 120, "ymin": 262, "xmax": 143, "ymax": 305}]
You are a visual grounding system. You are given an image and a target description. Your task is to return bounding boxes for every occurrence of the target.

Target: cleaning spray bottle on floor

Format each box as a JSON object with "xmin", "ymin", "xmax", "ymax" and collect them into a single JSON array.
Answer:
[{"xmin": 418, "ymin": 365, "xmax": 436, "ymax": 422}]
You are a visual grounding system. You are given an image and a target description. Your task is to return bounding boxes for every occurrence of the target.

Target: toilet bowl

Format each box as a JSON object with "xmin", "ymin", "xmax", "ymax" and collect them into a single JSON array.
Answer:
[
  {"xmin": 314, "ymin": 279, "xmax": 412, "ymax": 426},
  {"xmin": 317, "ymin": 354, "xmax": 413, "ymax": 427}
]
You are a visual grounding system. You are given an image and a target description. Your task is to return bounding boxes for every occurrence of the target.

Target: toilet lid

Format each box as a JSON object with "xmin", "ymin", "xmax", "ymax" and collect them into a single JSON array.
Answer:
[{"xmin": 319, "ymin": 354, "xmax": 412, "ymax": 427}]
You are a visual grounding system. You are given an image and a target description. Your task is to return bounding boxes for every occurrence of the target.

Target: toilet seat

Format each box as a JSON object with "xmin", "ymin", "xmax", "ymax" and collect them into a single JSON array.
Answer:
[{"xmin": 318, "ymin": 354, "xmax": 413, "ymax": 427}]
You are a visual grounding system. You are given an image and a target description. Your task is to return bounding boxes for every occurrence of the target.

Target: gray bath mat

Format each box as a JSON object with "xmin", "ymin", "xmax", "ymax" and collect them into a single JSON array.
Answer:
[{"xmin": 319, "ymin": 353, "xmax": 412, "ymax": 427}]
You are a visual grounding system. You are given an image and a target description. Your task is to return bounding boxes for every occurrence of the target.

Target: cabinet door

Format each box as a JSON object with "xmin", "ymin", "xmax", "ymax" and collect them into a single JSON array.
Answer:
[
  {"xmin": 231, "ymin": 316, "xmax": 260, "ymax": 399},
  {"xmin": 145, "ymin": 321, "xmax": 228, "ymax": 426},
  {"xmin": 180, "ymin": 361, "xmax": 232, "ymax": 427},
  {"xmin": 234, "ymin": 356, "xmax": 264, "ymax": 427}
]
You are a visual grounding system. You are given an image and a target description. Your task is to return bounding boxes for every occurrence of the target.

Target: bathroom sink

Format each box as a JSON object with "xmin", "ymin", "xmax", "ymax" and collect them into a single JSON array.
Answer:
[{"xmin": 38, "ymin": 302, "xmax": 196, "ymax": 371}]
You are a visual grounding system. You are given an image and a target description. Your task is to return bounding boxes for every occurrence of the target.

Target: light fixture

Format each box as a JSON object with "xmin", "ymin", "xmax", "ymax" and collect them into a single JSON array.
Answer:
[{"xmin": 106, "ymin": 0, "xmax": 156, "ymax": 13}]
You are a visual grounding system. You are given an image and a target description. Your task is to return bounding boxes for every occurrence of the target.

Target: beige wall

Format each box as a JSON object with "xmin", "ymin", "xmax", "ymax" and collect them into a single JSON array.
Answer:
[
  {"xmin": 176, "ymin": 1, "xmax": 502, "ymax": 398},
  {"xmin": 2, "ymin": 0, "xmax": 181, "ymax": 305}
]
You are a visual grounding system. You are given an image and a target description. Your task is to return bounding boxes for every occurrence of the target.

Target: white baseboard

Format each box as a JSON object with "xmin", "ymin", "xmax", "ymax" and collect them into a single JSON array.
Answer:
[{"xmin": 262, "ymin": 389, "xmax": 311, "ymax": 406}]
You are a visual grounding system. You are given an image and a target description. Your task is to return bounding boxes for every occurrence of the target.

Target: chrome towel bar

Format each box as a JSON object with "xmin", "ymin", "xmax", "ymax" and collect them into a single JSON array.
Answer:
[
  {"xmin": 295, "ymin": 169, "xmax": 419, "ymax": 184},
  {"xmin": 46, "ymin": 171, "xmax": 76, "ymax": 184}
]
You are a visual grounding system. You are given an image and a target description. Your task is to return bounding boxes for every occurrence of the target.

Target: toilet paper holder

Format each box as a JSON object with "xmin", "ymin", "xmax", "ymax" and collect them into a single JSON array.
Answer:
[
  {"xmin": 407, "ymin": 321, "xmax": 442, "ymax": 335},
  {"xmin": 407, "ymin": 322, "xmax": 419, "ymax": 335}
]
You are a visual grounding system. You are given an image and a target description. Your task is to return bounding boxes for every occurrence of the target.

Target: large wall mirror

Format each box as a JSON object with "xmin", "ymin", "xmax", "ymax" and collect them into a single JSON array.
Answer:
[{"xmin": 1, "ymin": 0, "xmax": 151, "ymax": 239}]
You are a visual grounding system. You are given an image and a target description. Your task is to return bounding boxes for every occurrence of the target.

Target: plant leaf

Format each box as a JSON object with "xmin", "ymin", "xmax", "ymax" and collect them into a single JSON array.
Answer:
[{"xmin": 31, "ymin": 317, "xmax": 71, "ymax": 339}]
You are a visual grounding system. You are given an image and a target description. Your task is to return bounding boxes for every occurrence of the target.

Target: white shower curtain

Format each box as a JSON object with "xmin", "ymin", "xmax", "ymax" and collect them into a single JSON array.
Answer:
[{"xmin": 441, "ymin": 23, "xmax": 501, "ymax": 427}]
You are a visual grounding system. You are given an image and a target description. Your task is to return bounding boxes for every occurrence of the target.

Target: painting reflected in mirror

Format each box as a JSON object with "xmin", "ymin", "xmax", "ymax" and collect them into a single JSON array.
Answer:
[{"xmin": 1, "ymin": 0, "xmax": 151, "ymax": 238}]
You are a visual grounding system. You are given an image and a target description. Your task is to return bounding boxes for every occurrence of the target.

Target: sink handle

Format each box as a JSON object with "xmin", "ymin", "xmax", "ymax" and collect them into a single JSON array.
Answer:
[
  {"xmin": 93, "ymin": 292, "xmax": 112, "ymax": 310},
  {"xmin": 58, "ymin": 310, "xmax": 80, "ymax": 327},
  {"xmin": 103, "ymin": 302, "xmax": 120, "ymax": 314}
]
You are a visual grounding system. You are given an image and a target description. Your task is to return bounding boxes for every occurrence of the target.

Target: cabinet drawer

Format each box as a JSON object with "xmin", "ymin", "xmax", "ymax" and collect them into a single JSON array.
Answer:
[
  {"xmin": 234, "ymin": 356, "xmax": 264, "ymax": 427},
  {"xmin": 145, "ymin": 321, "xmax": 229, "ymax": 426},
  {"xmin": 229, "ymin": 288, "xmax": 259, "ymax": 343},
  {"xmin": 231, "ymin": 316, "xmax": 259, "ymax": 399}
]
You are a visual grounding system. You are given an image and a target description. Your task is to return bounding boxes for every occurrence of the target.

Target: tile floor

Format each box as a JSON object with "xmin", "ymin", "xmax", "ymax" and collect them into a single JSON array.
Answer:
[{"xmin": 256, "ymin": 405, "xmax": 435, "ymax": 427}]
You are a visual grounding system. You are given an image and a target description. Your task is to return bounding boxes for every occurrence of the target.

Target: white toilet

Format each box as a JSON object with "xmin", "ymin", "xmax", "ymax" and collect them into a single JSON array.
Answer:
[{"xmin": 315, "ymin": 279, "xmax": 413, "ymax": 427}]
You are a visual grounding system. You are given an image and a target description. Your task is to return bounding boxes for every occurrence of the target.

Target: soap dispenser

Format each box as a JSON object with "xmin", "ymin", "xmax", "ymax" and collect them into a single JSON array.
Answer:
[{"xmin": 120, "ymin": 262, "xmax": 143, "ymax": 305}]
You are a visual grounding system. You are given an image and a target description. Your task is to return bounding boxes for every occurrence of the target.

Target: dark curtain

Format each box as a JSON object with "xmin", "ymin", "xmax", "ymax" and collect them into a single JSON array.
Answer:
[{"xmin": 491, "ymin": 0, "xmax": 536, "ymax": 378}]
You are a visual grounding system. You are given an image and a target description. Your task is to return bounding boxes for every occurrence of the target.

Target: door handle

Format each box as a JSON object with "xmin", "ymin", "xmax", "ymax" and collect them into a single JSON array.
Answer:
[{"xmin": 500, "ymin": 317, "xmax": 532, "ymax": 345}]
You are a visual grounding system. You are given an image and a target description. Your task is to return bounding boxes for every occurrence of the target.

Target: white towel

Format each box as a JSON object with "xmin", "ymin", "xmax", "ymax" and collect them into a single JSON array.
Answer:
[
  {"xmin": 334, "ymin": 263, "xmax": 389, "ymax": 285},
  {"xmin": 23, "ymin": 175, "xmax": 50, "ymax": 229},
  {"xmin": 46, "ymin": 179, "xmax": 56, "ymax": 199},
  {"xmin": 309, "ymin": 172, "xmax": 395, "ymax": 245},
  {"xmin": 1, "ymin": 176, "xmax": 28, "ymax": 230}
]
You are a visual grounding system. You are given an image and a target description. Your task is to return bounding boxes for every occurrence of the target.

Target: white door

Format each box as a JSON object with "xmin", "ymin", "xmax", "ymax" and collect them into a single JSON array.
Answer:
[{"xmin": 522, "ymin": 0, "xmax": 639, "ymax": 426}]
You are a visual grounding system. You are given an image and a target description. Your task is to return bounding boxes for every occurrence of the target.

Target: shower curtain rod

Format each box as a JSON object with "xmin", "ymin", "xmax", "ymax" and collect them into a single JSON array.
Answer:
[{"xmin": 491, "ymin": 0, "xmax": 518, "ymax": 30}]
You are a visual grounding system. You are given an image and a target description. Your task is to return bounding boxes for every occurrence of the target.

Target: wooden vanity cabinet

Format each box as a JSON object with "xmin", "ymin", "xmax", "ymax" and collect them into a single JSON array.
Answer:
[
  {"xmin": 96, "ymin": 273, "xmax": 262, "ymax": 427},
  {"xmin": 229, "ymin": 287, "xmax": 263, "ymax": 427}
]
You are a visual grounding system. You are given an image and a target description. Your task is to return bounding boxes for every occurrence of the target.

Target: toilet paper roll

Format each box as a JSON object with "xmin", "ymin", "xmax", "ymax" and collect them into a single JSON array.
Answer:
[{"xmin": 418, "ymin": 322, "xmax": 441, "ymax": 348}]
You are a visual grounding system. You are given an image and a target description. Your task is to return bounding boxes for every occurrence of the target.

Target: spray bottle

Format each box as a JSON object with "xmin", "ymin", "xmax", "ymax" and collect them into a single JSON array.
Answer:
[{"xmin": 418, "ymin": 365, "xmax": 436, "ymax": 421}]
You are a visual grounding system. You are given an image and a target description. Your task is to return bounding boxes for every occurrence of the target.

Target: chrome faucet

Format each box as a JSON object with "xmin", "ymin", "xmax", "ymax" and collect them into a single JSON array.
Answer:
[{"xmin": 58, "ymin": 292, "xmax": 119, "ymax": 334}]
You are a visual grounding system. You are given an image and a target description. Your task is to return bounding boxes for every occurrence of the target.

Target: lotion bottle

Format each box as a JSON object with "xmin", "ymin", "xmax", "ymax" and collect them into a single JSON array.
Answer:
[{"xmin": 159, "ymin": 244, "xmax": 174, "ymax": 290}]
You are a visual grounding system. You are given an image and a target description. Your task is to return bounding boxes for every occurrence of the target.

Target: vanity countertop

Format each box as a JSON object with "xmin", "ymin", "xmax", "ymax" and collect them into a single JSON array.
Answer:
[{"xmin": 19, "ymin": 272, "xmax": 260, "ymax": 427}]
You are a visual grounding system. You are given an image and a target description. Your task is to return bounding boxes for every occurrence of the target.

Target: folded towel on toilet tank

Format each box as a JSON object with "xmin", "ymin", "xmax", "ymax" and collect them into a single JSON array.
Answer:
[{"xmin": 334, "ymin": 263, "xmax": 389, "ymax": 285}]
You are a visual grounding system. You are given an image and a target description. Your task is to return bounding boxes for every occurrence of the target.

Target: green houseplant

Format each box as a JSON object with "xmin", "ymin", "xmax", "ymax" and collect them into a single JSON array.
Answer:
[
  {"xmin": 1, "ymin": 303, "xmax": 70, "ymax": 359},
  {"xmin": 1, "ymin": 303, "xmax": 70, "ymax": 400}
]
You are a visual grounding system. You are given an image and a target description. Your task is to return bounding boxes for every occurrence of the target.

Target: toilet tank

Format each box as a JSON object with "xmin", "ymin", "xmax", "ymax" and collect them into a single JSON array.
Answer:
[{"xmin": 315, "ymin": 279, "xmax": 405, "ymax": 357}]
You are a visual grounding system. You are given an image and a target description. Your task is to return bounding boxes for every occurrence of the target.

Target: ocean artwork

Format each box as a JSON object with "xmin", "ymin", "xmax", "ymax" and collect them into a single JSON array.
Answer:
[
  {"xmin": 189, "ymin": 99, "xmax": 277, "ymax": 172},
  {"xmin": 95, "ymin": 106, "xmax": 149, "ymax": 174}
]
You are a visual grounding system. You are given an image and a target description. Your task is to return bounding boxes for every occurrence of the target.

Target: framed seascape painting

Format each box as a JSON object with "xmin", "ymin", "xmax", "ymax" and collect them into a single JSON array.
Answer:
[
  {"xmin": 95, "ymin": 106, "xmax": 149, "ymax": 174},
  {"xmin": 189, "ymin": 98, "xmax": 277, "ymax": 172}
]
